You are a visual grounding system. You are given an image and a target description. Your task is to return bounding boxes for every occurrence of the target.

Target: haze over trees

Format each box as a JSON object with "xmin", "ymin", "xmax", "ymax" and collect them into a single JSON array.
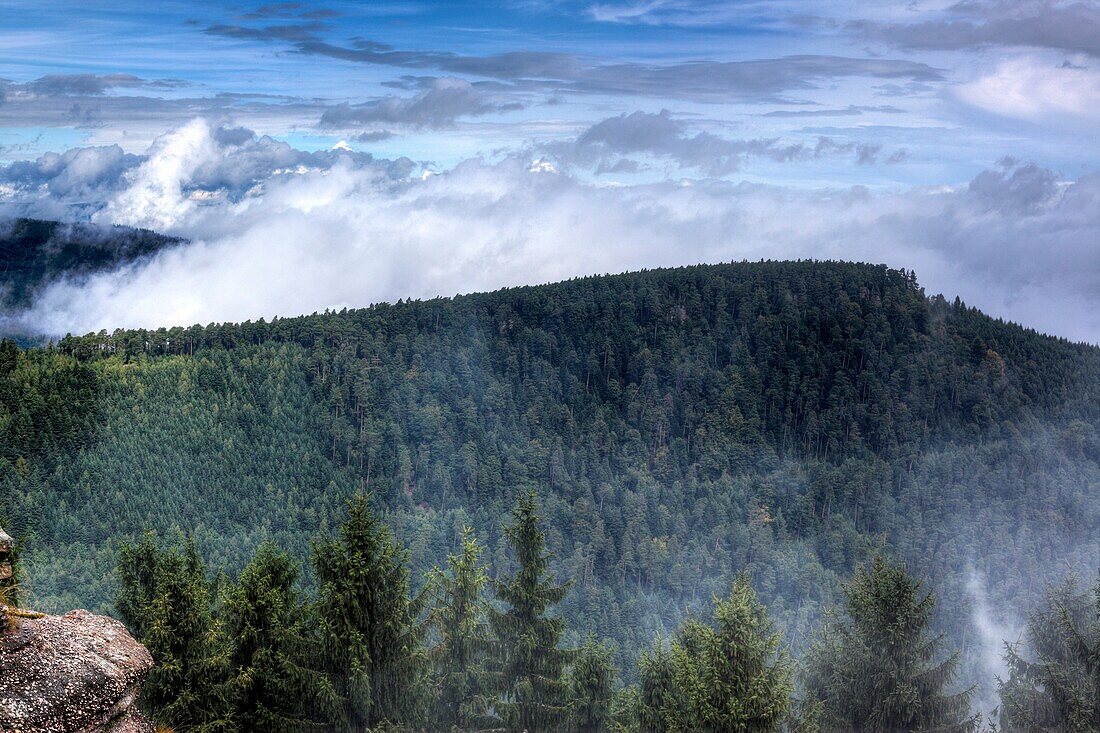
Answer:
[{"xmin": 1, "ymin": 258, "xmax": 1098, "ymax": 726}]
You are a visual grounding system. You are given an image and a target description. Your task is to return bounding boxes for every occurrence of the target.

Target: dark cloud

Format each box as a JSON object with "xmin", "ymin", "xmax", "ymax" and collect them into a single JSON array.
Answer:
[
  {"xmin": 25, "ymin": 74, "xmax": 149, "ymax": 96},
  {"xmin": 548, "ymin": 110, "xmax": 904, "ymax": 175},
  {"xmin": 968, "ymin": 163, "xmax": 1059, "ymax": 214},
  {"xmin": 854, "ymin": 0, "xmax": 1100, "ymax": 57},
  {"xmin": 289, "ymin": 38, "xmax": 943, "ymax": 102},
  {"xmin": 319, "ymin": 77, "xmax": 520, "ymax": 129},
  {"xmin": 204, "ymin": 22, "xmax": 327, "ymax": 43},
  {"xmin": 763, "ymin": 104, "xmax": 905, "ymax": 117},
  {"xmin": 241, "ymin": 3, "xmax": 341, "ymax": 20},
  {"xmin": 353, "ymin": 130, "xmax": 396, "ymax": 142}
]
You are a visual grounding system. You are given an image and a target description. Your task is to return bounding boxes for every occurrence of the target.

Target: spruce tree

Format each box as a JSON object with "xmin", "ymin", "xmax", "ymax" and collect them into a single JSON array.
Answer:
[
  {"xmin": 115, "ymin": 533, "xmax": 229, "ymax": 731},
  {"xmin": 312, "ymin": 493, "xmax": 425, "ymax": 731},
  {"xmin": 999, "ymin": 573, "xmax": 1100, "ymax": 732},
  {"xmin": 803, "ymin": 555, "xmax": 976, "ymax": 733},
  {"xmin": 223, "ymin": 542, "xmax": 316, "ymax": 733},
  {"xmin": 672, "ymin": 574, "xmax": 792, "ymax": 732},
  {"xmin": 488, "ymin": 492, "xmax": 574, "ymax": 733},
  {"xmin": 425, "ymin": 526, "xmax": 494, "ymax": 731},
  {"xmin": 570, "ymin": 635, "xmax": 618, "ymax": 733},
  {"xmin": 638, "ymin": 642, "xmax": 679, "ymax": 733}
]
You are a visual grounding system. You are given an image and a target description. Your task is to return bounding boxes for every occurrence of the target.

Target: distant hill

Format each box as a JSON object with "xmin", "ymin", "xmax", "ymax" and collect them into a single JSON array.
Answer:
[
  {"xmin": 0, "ymin": 217, "xmax": 183, "ymax": 313},
  {"xmin": 1, "ymin": 256, "xmax": 1098, "ymax": 688}
]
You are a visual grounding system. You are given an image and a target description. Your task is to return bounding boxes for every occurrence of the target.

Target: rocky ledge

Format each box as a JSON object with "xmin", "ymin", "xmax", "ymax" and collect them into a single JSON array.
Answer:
[{"xmin": 0, "ymin": 608, "xmax": 154, "ymax": 733}]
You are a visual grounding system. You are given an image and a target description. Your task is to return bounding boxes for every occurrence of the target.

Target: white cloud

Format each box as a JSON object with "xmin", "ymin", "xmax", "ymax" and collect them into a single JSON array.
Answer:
[
  {"xmin": 957, "ymin": 56, "xmax": 1100, "ymax": 123},
  {"xmin": 8, "ymin": 120, "xmax": 1100, "ymax": 344}
]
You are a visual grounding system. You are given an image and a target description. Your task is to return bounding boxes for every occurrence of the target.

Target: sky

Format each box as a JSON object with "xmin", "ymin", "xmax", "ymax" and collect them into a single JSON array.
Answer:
[{"xmin": 0, "ymin": 0, "xmax": 1098, "ymax": 341}]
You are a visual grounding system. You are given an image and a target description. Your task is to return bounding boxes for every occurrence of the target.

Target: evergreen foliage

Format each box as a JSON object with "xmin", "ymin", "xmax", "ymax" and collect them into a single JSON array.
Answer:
[
  {"xmin": 222, "ymin": 542, "xmax": 317, "ymax": 733},
  {"xmin": 489, "ymin": 492, "xmax": 575, "ymax": 732},
  {"xmin": 999, "ymin": 574, "xmax": 1100, "ymax": 732},
  {"xmin": 425, "ymin": 527, "xmax": 494, "ymax": 731},
  {"xmin": 115, "ymin": 533, "xmax": 228, "ymax": 731},
  {"xmin": 312, "ymin": 493, "xmax": 426, "ymax": 731},
  {"xmin": 570, "ymin": 635, "xmax": 619, "ymax": 733},
  {"xmin": 803, "ymin": 556, "xmax": 976, "ymax": 733}
]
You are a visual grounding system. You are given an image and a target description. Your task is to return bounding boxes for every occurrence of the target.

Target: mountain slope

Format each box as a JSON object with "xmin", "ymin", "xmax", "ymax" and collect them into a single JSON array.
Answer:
[{"xmin": 2, "ymin": 260, "xmax": 1098, "ymax": 681}]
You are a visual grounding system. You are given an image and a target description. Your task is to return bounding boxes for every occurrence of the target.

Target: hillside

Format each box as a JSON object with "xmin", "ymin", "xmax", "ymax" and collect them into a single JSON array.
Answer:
[
  {"xmin": 2, "ymin": 260, "xmax": 1099, "ymax": 683},
  {"xmin": 0, "ymin": 218, "xmax": 184, "ymax": 337}
]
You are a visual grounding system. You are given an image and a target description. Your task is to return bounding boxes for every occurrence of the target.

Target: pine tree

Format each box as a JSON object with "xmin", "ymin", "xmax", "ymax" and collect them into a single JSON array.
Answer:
[
  {"xmin": 488, "ymin": 492, "xmax": 575, "ymax": 733},
  {"xmin": 425, "ymin": 526, "xmax": 494, "ymax": 731},
  {"xmin": 312, "ymin": 493, "xmax": 426, "ymax": 731},
  {"xmin": 223, "ymin": 542, "xmax": 316, "ymax": 733},
  {"xmin": 999, "ymin": 573, "xmax": 1100, "ymax": 732},
  {"xmin": 570, "ymin": 635, "xmax": 618, "ymax": 733},
  {"xmin": 803, "ymin": 555, "xmax": 976, "ymax": 733},
  {"xmin": 115, "ymin": 533, "xmax": 229, "ymax": 731}
]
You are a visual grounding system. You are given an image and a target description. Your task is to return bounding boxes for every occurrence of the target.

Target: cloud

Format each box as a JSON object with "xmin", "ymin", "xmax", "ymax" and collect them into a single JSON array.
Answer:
[
  {"xmin": 762, "ymin": 104, "xmax": 905, "ymax": 118},
  {"xmin": 0, "ymin": 121, "xmax": 416, "ymax": 224},
  {"xmin": 288, "ymin": 37, "xmax": 944, "ymax": 102},
  {"xmin": 319, "ymin": 77, "xmax": 520, "ymax": 130},
  {"xmin": 854, "ymin": 0, "xmax": 1100, "ymax": 57},
  {"xmin": 956, "ymin": 56, "xmax": 1100, "ymax": 123},
  {"xmin": 25, "ymin": 74, "xmax": 149, "ymax": 96},
  {"xmin": 546, "ymin": 110, "xmax": 903, "ymax": 174},
  {"xmin": 4, "ymin": 121, "xmax": 1098, "ymax": 344}
]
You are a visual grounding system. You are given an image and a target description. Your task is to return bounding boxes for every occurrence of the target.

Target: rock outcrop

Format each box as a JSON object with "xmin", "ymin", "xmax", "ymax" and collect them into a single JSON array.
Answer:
[{"xmin": 0, "ymin": 524, "xmax": 153, "ymax": 733}]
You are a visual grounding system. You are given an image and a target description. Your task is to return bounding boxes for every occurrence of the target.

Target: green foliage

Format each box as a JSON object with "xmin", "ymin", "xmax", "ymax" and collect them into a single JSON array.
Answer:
[
  {"xmin": 570, "ymin": 635, "xmax": 619, "ymax": 733},
  {"xmin": 425, "ymin": 527, "xmax": 494, "ymax": 731},
  {"xmin": 999, "ymin": 574, "xmax": 1100, "ymax": 732},
  {"xmin": 637, "ymin": 576, "xmax": 792, "ymax": 733},
  {"xmin": 803, "ymin": 556, "xmax": 976, "ymax": 733},
  {"xmin": 3, "ymin": 261, "xmax": 1099, "ymax": 691},
  {"xmin": 222, "ymin": 542, "xmax": 317, "ymax": 733},
  {"xmin": 115, "ymin": 533, "xmax": 228, "ymax": 731},
  {"xmin": 489, "ymin": 492, "xmax": 575, "ymax": 733},
  {"xmin": 313, "ymin": 493, "xmax": 426, "ymax": 731}
]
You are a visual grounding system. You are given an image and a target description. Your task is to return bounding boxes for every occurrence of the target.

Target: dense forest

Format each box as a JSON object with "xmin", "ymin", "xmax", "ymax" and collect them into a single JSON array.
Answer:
[{"xmin": 2, "ymin": 259, "xmax": 1099, "ymax": 725}]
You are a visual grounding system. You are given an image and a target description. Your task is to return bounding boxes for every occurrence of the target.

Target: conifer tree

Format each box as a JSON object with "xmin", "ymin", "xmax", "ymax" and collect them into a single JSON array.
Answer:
[
  {"xmin": 638, "ymin": 576, "xmax": 792, "ymax": 733},
  {"xmin": 999, "ymin": 574, "xmax": 1100, "ymax": 732},
  {"xmin": 803, "ymin": 555, "xmax": 976, "ymax": 733},
  {"xmin": 638, "ymin": 642, "xmax": 679, "ymax": 733},
  {"xmin": 115, "ymin": 533, "xmax": 228, "ymax": 731},
  {"xmin": 223, "ymin": 542, "xmax": 316, "ymax": 733},
  {"xmin": 425, "ymin": 527, "xmax": 494, "ymax": 731},
  {"xmin": 570, "ymin": 635, "xmax": 618, "ymax": 733},
  {"xmin": 312, "ymin": 493, "xmax": 425, "ymax": 731},
  {"xmin": 488, "ymin": 492, "xmax": 575, "ymax": 733},
  {"xmin": 672, "ymin": 574, "xmax": 792, "ymax": 732}
]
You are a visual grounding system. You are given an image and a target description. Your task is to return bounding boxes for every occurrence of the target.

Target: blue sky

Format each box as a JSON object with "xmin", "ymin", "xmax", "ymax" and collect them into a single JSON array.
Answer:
[{"xmin": 1, "ymin": 1, "xmax": 1099, "ymax": 341}]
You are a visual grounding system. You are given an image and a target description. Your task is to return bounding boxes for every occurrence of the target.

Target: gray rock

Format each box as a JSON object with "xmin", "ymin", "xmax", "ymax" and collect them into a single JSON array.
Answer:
[{"xmin": 0, "ymin": 609, "xmax": 154, "ymax": 733}]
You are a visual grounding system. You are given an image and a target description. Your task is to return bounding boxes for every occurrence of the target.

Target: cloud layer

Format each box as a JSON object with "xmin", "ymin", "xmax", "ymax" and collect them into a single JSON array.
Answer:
[{"xmin": 3, "ymin": 121, "xmax": 1098, "ymax": 344}]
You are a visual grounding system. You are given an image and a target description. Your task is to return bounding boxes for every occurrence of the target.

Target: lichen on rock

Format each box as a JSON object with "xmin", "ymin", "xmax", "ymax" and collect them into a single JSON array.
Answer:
[{"xmin": 0, "ymin": 608, "xmax": 154, "ymax": 733}]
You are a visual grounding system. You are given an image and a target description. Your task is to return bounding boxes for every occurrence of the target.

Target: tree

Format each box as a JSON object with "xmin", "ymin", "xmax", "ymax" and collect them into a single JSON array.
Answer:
[
  {"xmin": 312, "ymin": 493, "xmax": 426, "ymax": 731},
  {"xmin": 425, "ymin": 527, "xmax": 494, "ymax": 731},
  {"xmin": 570, "ymin": 635, "xmax": 618, "ymax": 733},
  {"xmin": 999, "ymin": 574, "xmax": 1100, "ymax": 732},
  {"xmin": 637, "ymin": 576, "xmax": 792, "ymax": 733},
  {"xmin": 638, "ymin": 642, "xmax": 679, "ymax": 733},
  {"xmin": 115, "ymin": 533, "xmax": 228, "ymax": 731},
  {"xmin": 803, "ymin": 555, "xmax": 976, "ymax": 733},
  {"xmin": 222, "ymin": 542, "xmax": 317, "ymax": 733},
  {"xmin": 673, "ymin": 574, "xmax": 792, "ymax": 732},
  {"xmin": 488, "ymin": 492, "xmax": 575, "ymax": 733}
]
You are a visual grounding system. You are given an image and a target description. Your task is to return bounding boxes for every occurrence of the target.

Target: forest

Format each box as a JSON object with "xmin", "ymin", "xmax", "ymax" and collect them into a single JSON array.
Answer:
[{"xmin": 1, "ymin": 259, "xmax": 1099, "ymax": 729}]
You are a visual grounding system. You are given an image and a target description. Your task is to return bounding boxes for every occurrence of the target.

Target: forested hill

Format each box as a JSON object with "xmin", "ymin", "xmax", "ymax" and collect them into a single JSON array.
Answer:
[
  {"xmin": 2, "ymin": 260, "xmax": 1099, "ymax": 687},
  {"xmin": 0, "ymin": 217, "xmax": 184, "ymax": 312}
]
